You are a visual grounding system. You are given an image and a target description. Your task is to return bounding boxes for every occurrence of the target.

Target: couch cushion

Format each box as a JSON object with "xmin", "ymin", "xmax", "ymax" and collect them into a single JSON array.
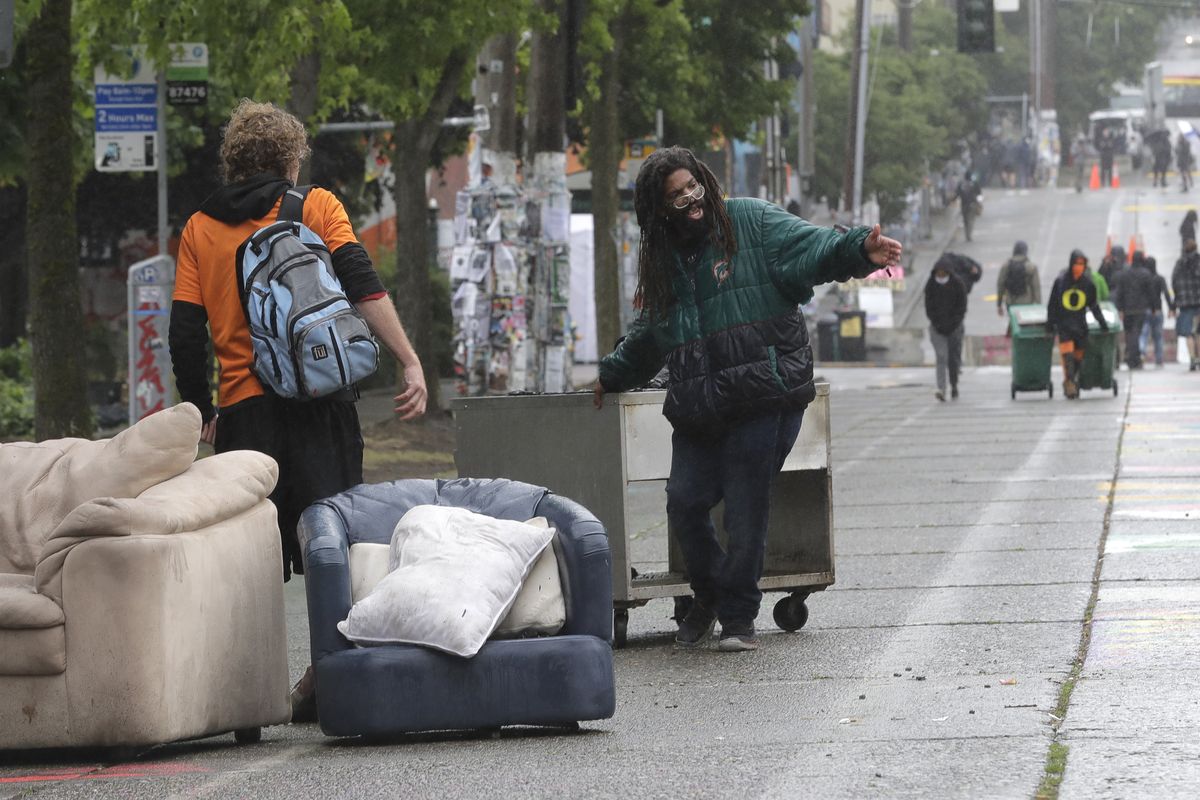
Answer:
[
  {"xmin": 0, "ymin": 403, "xmax": 201, "ymax": 573},
  {"xmin": 0, "ymin": 625, "xmax": 66, "ymax": 675},
  {"xmin": 337, "ymin": 505, "xmax": 554, "ymax": 657},
  {"xmin": 0, "ymin": 574, "xmax": 64, "ymax": 628}
]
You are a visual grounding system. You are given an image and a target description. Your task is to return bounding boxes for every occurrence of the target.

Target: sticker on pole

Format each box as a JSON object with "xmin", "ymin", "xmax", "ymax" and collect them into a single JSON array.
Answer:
[{"xmin": 167, "ymin": 43, "xmax": 208, "ymax": 106}]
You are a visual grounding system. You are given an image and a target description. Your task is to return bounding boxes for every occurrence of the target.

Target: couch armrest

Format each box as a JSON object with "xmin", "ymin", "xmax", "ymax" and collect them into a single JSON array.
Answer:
[
  {"xmin": 35, "ymin": 450, "xmax": 278, "ymax": 605},
  {"xmin": 60, "ymin": 501, "xmax": 289, "ymax": 746},
  {"xmin": 297, "ymin": 502, "xmax": 355, "ymax": 663},
  {"xmin": 536, "ymin": 494, "xmax": 614, "ymax": 643}
]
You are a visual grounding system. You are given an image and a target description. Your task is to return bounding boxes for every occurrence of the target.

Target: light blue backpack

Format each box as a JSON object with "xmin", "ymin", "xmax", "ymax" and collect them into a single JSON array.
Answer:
[{"xmin": 237, "ymin": 186, "xmax": 379, "ymax": 399}]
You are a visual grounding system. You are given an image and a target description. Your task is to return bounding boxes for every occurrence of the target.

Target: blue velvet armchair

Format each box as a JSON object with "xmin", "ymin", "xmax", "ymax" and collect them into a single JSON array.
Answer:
[{"xmin": 297, "ymin": 478, "xmax": 616, "ymax": 738}]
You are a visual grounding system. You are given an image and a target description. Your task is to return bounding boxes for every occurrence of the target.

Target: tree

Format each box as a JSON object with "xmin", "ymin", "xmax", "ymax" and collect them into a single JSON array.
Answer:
[
  {"xmin": 24, "ymin": 0, "xmax": 91, "ymax": 437},
  {"xmin": 579, "ymin": 0, "xmax": 810, "ymax": 348},
  {"xmin": 347, "ymin": 0, "xmax": 538, "ymax": 414}
]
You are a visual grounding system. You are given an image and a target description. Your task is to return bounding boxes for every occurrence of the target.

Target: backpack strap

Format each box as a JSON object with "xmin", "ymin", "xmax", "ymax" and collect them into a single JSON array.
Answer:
[{"xmin": 278, "ymin": 184, "xmax": 313, "ymax": 224}]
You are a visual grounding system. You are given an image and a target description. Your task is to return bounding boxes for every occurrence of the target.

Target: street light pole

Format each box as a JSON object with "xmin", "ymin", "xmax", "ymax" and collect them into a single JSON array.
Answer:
[{"xmin": 852, "ymin": 0, "xmax": 872, "ymax": 225}]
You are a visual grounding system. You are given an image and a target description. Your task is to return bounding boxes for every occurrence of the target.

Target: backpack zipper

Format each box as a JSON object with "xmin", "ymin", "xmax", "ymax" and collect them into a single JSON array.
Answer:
[{"xmin": 328, "ymin": 325, "xmax": 348, "ymax": 385}]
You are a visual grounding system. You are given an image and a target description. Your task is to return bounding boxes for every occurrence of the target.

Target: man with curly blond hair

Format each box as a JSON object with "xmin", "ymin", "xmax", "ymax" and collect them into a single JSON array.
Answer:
[{"xmin": 169, "ymin": 99, "xmax": 427, "ymax": 578}]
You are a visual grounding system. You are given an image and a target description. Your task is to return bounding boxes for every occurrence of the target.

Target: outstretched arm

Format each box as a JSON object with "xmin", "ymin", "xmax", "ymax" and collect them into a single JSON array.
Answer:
[{"xmin": 355, "ymin": 296, "xmax": 427, "ymax": 420}]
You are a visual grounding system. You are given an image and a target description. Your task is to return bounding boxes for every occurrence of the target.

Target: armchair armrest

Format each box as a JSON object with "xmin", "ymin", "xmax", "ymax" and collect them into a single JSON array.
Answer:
[
  {"xmin": 536, "ymin": 494, "xmax": 614, "ymax": 642},
  {"xmin": 297, "ymin": 502, "xmax": 356, "ymax": 664}
]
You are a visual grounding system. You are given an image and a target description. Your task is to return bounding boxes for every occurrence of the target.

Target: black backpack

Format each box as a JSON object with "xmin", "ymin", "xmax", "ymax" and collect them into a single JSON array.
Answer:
[{"xmin": 1004, "ymin": 259, "xmax": 1028, "ymax": 299}]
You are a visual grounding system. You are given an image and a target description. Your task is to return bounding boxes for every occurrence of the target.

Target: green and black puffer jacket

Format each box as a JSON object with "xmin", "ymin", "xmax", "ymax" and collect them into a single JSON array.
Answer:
[{"xmin": 598, "ymin": 198, "xmax": 876, "ymax": 431}]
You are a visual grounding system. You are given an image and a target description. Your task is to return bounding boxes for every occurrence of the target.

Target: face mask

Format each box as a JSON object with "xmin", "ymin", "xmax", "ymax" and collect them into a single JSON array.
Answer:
[{"xmin": 935, "ymin": 274, "xmax": 950, "ymax": 285}]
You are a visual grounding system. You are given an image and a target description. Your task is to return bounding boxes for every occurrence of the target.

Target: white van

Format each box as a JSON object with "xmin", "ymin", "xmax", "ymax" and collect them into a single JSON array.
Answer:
[{"xmin": 1088, "ymin": 109, "xmax": 1146, "ymax": 162}]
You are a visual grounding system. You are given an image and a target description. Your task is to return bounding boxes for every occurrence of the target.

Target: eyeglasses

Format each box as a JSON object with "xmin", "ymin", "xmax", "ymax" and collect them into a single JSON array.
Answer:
[{"xmin": 668, "ymin": 183, "xmax": 705, "ymax": 210}]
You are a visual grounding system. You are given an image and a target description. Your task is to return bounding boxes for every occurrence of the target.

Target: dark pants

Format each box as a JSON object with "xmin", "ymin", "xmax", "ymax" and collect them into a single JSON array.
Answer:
[
  {"xmin": 665, "ymin": 410, "xmax": 804, "ymax": 626},
  {"xmin": 215, "ymin": 394, "xmax": 364, "ymax": 580},
  {"xmin": 1123, "ymin": 313, "xmax": 1147, "ymax": 368}
]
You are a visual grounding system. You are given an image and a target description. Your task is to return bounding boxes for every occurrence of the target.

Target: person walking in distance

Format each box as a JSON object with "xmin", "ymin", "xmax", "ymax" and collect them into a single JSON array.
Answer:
[
  {"xmin": 925, "ymin": 262, "xmax": 968, "ymax": 402},
  {"xmin": 1113, "ymin": 250, "xmax": 1157, "ymax": 370},
  {"xmin": 1098, "ymin": 129, "xmax": 1115, "ymax": 188},
  {"xmin": 996, "ymin": 240, "xmax": 1042, "ymax": 323},
  {"xmin": 1177, "ymin": 131, "xmax": 1194, "ymax": 192},
  {"xmin": 168, "ymin": 100, "xmax": 428, "ymax": 719},
  {"xmin": 956, "ymin": 171, "xmax": 982, "ymax": 242},
  {"xmin": 1172, "ymin": 239, "xmax": 1200, "ymax": 370},
  {"xmin": 1139, "ymin": 257, "xmax": 1175, "ymax": 369},
  {"xmin": 593, "ymin": 146, "xmax": 901, "ymax": 652},
  {"xmin": 1047, "ymin": 250, "xmax": 1109, "ymax": 399},
  {"xmin": 1181, "ymin": 210, "xmax": 1197, "ymax": 254}
]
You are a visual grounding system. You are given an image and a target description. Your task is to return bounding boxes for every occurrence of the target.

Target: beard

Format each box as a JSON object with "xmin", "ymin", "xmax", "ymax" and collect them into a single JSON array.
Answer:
[{"xmin": 669, "ymin": 203, "xmax": 713, "ymax": 248}]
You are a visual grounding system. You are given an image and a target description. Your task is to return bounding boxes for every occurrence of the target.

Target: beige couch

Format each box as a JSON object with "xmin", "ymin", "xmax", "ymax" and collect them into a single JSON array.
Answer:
[{"xmin": 0, "ymin": 403, "xmax": 290, "ymax": 749}]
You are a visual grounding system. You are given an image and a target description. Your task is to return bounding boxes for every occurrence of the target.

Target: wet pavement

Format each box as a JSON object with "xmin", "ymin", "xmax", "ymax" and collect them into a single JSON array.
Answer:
[{"xmin": 4, "ymin": 362, "xmax": 1199, "ymax": 798}]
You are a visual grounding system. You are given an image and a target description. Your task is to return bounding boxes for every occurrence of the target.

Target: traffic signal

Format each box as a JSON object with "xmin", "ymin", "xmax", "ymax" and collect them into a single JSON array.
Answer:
[{"xmin": 957, "ymin": 0, "xmax": 996, "ymax": 54}]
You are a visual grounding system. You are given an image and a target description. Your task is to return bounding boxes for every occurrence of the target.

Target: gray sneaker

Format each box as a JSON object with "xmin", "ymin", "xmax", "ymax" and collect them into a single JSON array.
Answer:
[
  {"xmin": 717, "ymin": 624, "xmax": 759, "ymax": 653},
  {"xmin": 674, "ymin": 603, "xmax": 717, "ymax": 648}
]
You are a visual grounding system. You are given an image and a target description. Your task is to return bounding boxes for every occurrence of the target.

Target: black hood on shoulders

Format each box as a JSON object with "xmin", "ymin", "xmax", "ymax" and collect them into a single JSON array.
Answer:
[{"xmin": 199, "ymin": 174, "xmax": 293, "ymax": 224}]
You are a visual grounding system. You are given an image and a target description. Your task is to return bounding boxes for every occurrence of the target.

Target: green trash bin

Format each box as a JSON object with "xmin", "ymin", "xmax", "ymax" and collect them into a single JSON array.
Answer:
[
  {"xmin": 1009, "ymin": 304, "xmax": 1054, "ymax": 399},
  {"xmin": 1077, "ymin": 301, "xmax": 1121, "ymax": 397}
]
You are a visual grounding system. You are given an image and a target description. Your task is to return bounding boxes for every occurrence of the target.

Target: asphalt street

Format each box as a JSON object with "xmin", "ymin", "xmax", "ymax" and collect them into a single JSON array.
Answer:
[
  {"xmin": 3, "ymin": 179, "xmax": 1199, "ymax": 798},
  {"xmin": 4, "ymin": 358, "xmax": 1198, "ymax": 798}
]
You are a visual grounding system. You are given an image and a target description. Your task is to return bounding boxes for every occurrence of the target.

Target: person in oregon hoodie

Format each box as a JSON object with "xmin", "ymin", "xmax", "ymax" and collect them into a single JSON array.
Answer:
[
  {"xmin": 925, "ymin": 261, "xmax": 968, "ymax": 401},
  {"xmin": 1047, "ymin": 250, "xmax": 1109, "ymax": 399},
  {"xmin": 168, "ymin": 99, "xmax": 428, "ymax": 720},
  {"xmin": 594, "ymin": 146, "xmax": 901, "ymax": 652}
]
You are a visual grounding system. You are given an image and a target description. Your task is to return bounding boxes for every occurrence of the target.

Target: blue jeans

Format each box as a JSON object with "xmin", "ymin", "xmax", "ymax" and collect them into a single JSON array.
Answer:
[
  {"xmin": 1139, "ymin": 312, "xmax": 1165, "ymax": 365},
  {"xmin": 665, "ymin": 410, "xmax": 804, "ymax": 626}
]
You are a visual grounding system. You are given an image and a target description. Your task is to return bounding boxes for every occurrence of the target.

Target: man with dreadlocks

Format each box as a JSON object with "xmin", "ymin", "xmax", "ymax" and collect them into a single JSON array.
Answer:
[{"xmin": 593, "ymin": 147, "xmax": 901, "ymax": 652}]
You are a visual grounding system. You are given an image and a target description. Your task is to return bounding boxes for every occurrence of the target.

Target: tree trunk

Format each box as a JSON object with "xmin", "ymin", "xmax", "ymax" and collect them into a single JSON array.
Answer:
[
  {"xmin": 391, "ymin": 131, "xmax": 439, "ymax": 414},
  {"xmin": 0, "ymin": 184, "xmax": 28, "ymax": 349},
  {"xmin": 591, "ymin": 9, "xmax": 623, "ymax": 357},
  {"xmin": 388, "ymin": 50, "xmax": 470, "ymax": 416},
  {"xmin": 25, "ymin": 0, "xmax": 91, "ymax": 439},
  {"xmin": 527, "ymin": 0, "xmax": 568, "ymax": 158},
  {"xmin": 287, "ymin": 49, "xmax": 322, "ymax": 185}
]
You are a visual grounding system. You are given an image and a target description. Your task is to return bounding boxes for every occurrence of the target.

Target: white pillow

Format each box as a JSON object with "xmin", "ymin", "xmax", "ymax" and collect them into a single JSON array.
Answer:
[
  {"xmin": 346, "ymin": 518, "xmax": 566, "ymax": 636},
  {"xmin": 337, "ymin": 505, "xmax": 554, "ymax": 657}
]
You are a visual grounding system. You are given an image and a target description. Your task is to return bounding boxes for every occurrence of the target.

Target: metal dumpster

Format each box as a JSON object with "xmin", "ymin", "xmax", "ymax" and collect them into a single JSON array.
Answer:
[
  {"xmin": 452, "ymin": 386, "xmax": 834, "ymax": 647},
  {"xmin": 1008, "ymin": 304, "xmax": 1054, "ymax": 399}
]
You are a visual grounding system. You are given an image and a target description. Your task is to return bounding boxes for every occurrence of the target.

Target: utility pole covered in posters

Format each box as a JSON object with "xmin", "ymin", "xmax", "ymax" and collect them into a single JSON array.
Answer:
[{"xmin": 525, "ymin": 0, "xmax": 573, "ymax": 394}]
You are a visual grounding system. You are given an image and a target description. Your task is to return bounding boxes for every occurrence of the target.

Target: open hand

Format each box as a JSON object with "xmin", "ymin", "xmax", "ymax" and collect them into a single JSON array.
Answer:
[
  {"xmin": 395, "ymin": 363, "xmax": 428, "ymax": 420},
  {"xmin": 864, "ymin": 224, "xmax": 902, "ymax": 268}
]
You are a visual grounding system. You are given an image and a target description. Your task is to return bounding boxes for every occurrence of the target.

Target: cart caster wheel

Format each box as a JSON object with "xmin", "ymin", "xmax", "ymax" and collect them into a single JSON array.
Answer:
[
  {"xmin": 613, "ymin": 610, "xmax": 629, "ymax": 649},
  {"xmin": 672, "ymin": 595, "xmax": 694, "ymax": 623},
  {"xmin": 234, "ymin": 727, "xmax": 261, "ymax": 744},
  {"xmin": 772, "ymin": 594, "xmax": 809, "ymax": 632},
  {"xmin": 1011, "ymin": 384, "xmax": 1017, "ymax": 400},
  {"xmin": 1113, "ymin": 379, "xmax": 1119, "ymax": 396}
]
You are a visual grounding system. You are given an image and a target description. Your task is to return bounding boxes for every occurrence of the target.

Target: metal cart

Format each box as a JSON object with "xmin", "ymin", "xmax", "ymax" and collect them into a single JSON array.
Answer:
[{"xmin": 452, "ymin": 386, "xmax": 835, "ymax": 647}]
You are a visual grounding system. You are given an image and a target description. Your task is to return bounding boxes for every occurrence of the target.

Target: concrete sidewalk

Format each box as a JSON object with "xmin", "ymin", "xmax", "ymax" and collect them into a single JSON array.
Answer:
[{"xmin": 1059, "ymin": 368, "xmax": 1200, "ymax": 797}]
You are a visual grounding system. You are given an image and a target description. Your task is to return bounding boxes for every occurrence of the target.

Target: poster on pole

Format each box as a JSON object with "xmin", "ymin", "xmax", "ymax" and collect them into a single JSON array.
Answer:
[{"xmin": 94, "ymin": 50, "xmax": 157, "ymax": 172}]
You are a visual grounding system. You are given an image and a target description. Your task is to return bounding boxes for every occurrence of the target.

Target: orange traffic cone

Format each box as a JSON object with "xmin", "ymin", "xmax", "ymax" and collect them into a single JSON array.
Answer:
[
  {"xmin": 1112, "ymin": 163, "xmax": 1121, "ymax": 189},
  {"xmin": 1105, "ymin": 235, "xmax": 1112, "ymax": 258},
  {"xmin": 1089, "ymin": 163, "xmax": 1101, "ymax": 190},
  {"xmin": 1127, "ymin": 236, "xmax": 1137, "ymax": 261}
]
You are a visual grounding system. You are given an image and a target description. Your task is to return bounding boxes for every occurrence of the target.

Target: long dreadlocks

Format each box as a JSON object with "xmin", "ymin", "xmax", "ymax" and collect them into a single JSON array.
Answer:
[{"xmin": 633, "ymin": 147, "xmax": 737, "ymax": 316}]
